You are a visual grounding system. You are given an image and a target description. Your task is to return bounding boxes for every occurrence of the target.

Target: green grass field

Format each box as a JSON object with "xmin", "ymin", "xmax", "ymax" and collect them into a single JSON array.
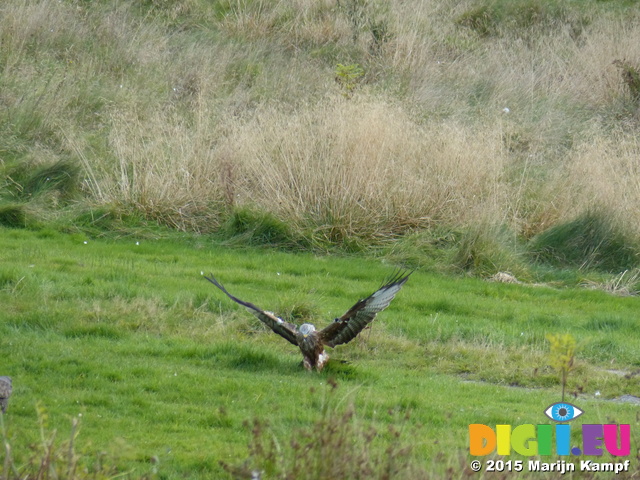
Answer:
[{"xmin": 1, "ymin": 227, "xmax": 639, "ymax": 478}]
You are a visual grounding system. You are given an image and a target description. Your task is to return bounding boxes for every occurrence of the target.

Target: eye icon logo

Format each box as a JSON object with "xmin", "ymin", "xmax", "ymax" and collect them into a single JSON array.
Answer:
[{"xmin": 544, "ymin": 402, "xmax": 584, "ymax": 422}]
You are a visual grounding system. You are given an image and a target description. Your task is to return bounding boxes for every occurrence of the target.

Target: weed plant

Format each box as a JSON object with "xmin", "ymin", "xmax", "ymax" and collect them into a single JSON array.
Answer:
[
  {"xmin": 221, "ymin": 380, "xmax": 427, "ymax": 480},
  {"xmin": 0, "ymin": 407, "xmax": 141, "ymax": 480},
  {"xmin": 546, "ymin": 334, "xmax": 576, "ymax": 402}
]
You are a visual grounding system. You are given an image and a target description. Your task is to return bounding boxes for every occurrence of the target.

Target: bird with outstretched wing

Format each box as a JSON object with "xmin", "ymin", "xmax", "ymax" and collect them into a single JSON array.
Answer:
[{"xmin": 205, "ymin": 271, "xmax": 411, "ymax": 371}]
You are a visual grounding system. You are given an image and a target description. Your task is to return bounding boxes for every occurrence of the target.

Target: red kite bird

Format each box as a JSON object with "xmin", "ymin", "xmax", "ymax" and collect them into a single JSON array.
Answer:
[{"xmin": 205, "ymin": 272, "xmax": 411, "ymax": 371}]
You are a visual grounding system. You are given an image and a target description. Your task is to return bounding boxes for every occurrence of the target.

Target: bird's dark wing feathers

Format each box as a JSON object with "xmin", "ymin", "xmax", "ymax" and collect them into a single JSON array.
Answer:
[
  {"xmin": 204, "ymin": 274, "xmax": 299, "ymax": 346},
  {"xmin": 320, "ymin": 271, "xmax": 411, "ymax": 348}
]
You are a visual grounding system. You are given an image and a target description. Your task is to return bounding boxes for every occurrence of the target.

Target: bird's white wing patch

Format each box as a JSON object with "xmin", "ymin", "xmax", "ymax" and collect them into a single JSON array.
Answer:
[
  {"xmin": 321, "ymin": 272, "xmax": 410, "ymax": 348},
  {"xmin": 317, "ymin": 351, "xmax": 329, "ymax": 369},
  {"xmin": 366, "ymin": 283, "xmax": 404, "ymax": 311}
]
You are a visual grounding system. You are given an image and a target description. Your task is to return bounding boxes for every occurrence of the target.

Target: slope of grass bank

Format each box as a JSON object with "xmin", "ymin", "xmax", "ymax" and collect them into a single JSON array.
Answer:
[
  {"xmin": 2, "ymin": 0, "xmax": 640, "ymax": 269},
  {"xmin": 1, "ymin": 228, "xmax": 639, "ymax": 478}
]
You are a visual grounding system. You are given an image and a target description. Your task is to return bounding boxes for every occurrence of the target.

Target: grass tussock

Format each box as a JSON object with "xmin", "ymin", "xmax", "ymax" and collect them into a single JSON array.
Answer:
[
  {"xmin": 452, "ymin": 221, "xmax": 527, "ymax": 278},
  {"xmin": 529, "ymin": 210, "xmax": 640, "ymax": 271},
  {"xmin": 0, "ymin": 205, "xmax": 26, "ymax": 228},
  {"xmin": 455, "ymin": 0, "xmax": 588, "ymax": 39},
  {"xmin": 216, "ymin": 100, "xmax": 507, "ymax": 242},
  {"xmin": 220, "ymin": 207, "xmax": 308, "ymax": 250},
  {"xmin": 582, "ymin": 269, "xmax": 640, "ymax": 297}
]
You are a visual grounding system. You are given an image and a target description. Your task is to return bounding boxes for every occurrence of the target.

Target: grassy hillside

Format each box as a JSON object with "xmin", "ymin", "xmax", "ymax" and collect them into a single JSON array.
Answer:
[
  {"xmin": 1, "ymin": 0, "xmax": 640, "ymax": 275},
  {"xmin": 1, "ymin": 228, "xmax": 639, "ymax": 478}
]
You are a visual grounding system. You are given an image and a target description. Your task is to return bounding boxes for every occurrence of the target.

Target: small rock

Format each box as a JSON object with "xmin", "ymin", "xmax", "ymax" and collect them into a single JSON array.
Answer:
[
  {"xmin": 0, "ymin": 377, "xmax": 12, "ymax": 414},
  {"xmin": 613, "ymin": 394, "xmax": 640, "ymax": 404},
  {"xmin": 489, "ymin": 272, "xmax": 520, "ymax": 284}
]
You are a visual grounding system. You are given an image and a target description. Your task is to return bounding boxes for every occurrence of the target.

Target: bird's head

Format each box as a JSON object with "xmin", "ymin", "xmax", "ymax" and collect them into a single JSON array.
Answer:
[{"xmin": 299, "ymin": 323, "xmax": 316, "ymax": 338}]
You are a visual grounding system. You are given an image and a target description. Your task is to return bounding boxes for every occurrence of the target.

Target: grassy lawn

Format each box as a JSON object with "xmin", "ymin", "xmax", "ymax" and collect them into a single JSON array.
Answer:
[{"xmin": 1, "ymin": 227, "xmax": 639, "ymax": 478}]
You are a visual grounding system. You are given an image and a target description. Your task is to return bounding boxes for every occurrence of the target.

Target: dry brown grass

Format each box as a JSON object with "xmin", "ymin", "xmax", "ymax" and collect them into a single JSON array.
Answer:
[
  {"xmin": 84, "ymin": 96, "xmax": 508, "ymax": 238},
  {"xmin": 214, "ymin": 99, "xmax": 507, "ymax": 239},
  {"xmin": 2, "ymin": 0, "xmax": 640, "ymax": 246},
  {"xmin": 582, "ymin": 269, "xmax": 640, "ymax": 296},
  {"xmin": 562, "ymin": 132, "xmax": 640, "ymax": 226}
]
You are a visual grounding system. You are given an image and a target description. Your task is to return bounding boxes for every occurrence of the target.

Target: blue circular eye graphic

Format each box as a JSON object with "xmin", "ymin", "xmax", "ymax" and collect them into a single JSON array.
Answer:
[{"xmin": 544, "ymin": 402, "xmax": 584, "ymax": 422}]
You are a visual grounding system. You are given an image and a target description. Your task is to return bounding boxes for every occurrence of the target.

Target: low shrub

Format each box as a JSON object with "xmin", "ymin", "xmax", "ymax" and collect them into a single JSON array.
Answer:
[
  {"xmin": 220, "ymin": 207, "xmax": 307, "ymax": 249},
  {"xmin": 451, "ymin": 222, "xmax": 527, "ymax": 278},
  {"xmin": 528, "ymin": 210, "xmax": 640, "ymax": 272},
  {"xmin": 0, "ymin": 204, "xmax": 26, "ymax": 228}
]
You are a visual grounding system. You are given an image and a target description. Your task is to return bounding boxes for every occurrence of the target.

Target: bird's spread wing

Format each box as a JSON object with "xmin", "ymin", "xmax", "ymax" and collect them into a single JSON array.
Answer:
[
  {"xmin": 205, "ymin": 274, "xmax": 299, "ymax": 346},
  {"xmin": 320, "ymin": 271, "xmax": 411, "ymax": 348}
]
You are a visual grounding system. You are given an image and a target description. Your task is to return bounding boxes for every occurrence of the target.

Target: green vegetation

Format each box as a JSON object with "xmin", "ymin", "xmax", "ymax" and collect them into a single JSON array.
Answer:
[
  {"xmin": 1, "ymin": 229, "xmax": 639, "ymax": 478},
  {"xmin": 2, "ymin": 0, "xmax": 640, "ymax": 477},
  {"xmin": 529, "ymin": 211, "xmax": 640, "ymax": 272},
  {"xmin": 335, "ymin": 63, "xmax": 365, "ymax": 97},
  {"xmin": 546, "ymin": 333, "xmax": 576, "ymax": 402}
]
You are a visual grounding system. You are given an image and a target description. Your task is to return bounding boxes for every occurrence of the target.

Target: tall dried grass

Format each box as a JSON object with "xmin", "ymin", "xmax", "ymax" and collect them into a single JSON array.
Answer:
[
  {"xmin": 216, "ymin": 99, "xmax": 507, "ymax": 240},
  {"xmin": 561, "ymin": 132, "xmax": 640, "ymax": 227},
  {"xmin": 2, "ymin": 0, "xmax": 640, "ymax": 251},
  {"xmin": 87, "ymin": 97, "xmax": 507, "ymax": 239}
]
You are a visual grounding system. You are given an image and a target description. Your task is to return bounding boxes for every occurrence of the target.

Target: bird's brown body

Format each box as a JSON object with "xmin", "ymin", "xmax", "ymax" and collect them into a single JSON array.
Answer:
[
  {"xmin": 205, "ymin": 271, "xmax": 410, "ymax": 371},
  {"xmin": 297, "ymin": 330, "xmax": 329, "ymax": 371}
]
